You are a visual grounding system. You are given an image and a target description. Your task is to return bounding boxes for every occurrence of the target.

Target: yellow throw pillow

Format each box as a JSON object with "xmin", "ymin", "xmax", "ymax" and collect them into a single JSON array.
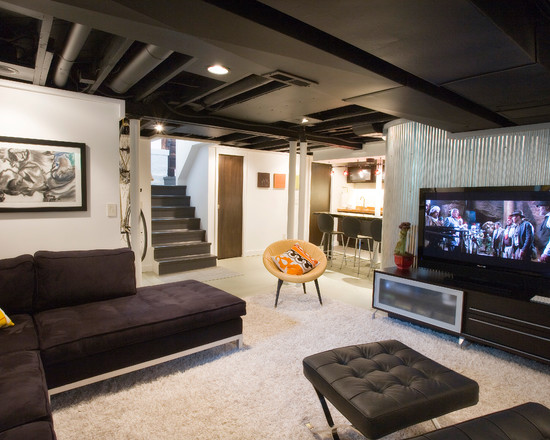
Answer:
[
  {"xmin": 0, "ymin": 307, "xmax": 14, "ymax": 328},
  {"xmin": 272, "ymin": 243, "xmax": 319, "ymax": 275}
]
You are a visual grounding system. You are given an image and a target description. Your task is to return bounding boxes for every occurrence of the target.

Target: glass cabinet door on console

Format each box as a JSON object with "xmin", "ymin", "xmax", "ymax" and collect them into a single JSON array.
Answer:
[{"xmin": 373, "ymin": 270, "xmax": 464, "ymax": 333}]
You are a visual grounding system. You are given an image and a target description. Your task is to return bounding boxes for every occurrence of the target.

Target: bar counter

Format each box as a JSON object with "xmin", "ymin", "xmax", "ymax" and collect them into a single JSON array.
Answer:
[{"xmin": 314, "ymin": 210, "xmax": 382, "ymax": 219}]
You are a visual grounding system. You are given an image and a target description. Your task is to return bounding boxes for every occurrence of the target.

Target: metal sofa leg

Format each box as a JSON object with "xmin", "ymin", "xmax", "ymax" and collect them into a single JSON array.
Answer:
[{"xmin": 315, "ymin": 389, "xmax": 340, "ymax": 440}]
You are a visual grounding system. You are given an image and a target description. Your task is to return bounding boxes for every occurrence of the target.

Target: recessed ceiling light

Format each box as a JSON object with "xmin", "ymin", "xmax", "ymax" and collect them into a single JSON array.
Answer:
[{"xmin": 207, "ymin": 64, "xmax": 229, "ymax": 75}]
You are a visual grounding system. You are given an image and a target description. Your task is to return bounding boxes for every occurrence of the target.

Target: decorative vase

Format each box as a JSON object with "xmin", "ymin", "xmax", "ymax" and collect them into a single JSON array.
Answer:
[{"xmin": 394, "ymin": 254, "xmax": 414, "ymax": 270}]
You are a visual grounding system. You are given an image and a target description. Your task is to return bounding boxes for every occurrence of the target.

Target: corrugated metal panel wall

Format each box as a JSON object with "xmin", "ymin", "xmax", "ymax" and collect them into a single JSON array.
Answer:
[{"xmin": 381, "ymin": 121, "xmax": 550, "ymax": 269}]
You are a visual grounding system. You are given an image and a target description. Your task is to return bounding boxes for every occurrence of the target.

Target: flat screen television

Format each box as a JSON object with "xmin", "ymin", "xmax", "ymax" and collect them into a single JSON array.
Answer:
[
  {"xmin": 417, "ymin": 185, "xmax": 550, "ymax": 299},
  {"xmin": 347, "ymin": 165, "xmax": 375, "ymax": 183}
]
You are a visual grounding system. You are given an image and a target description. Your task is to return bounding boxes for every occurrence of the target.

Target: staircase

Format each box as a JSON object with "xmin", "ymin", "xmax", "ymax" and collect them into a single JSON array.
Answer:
[{"xmin": 151, "ymin": 185, "xmax": 216, "ymax": 275}]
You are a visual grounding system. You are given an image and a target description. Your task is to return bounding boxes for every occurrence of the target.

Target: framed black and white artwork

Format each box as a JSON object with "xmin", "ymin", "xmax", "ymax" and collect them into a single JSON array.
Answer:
[{"xmin": 0, "ymin": 136, "xmax": 87, "ymax": 212}]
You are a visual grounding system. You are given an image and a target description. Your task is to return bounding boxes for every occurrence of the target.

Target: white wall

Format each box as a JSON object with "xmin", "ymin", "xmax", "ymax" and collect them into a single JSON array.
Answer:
[
  {"xmin": 209, "ymin": 146, "xmax": 300, "ymax": 257},
  {"xmin": 330, "ymin": 166, "xmax": 384, "ymax": 214},
  {"xmin": 0, "ymin": 79, "xmax": 124, "ymax": 258},
  {"xmin": 183, "ymin": 143, "xmax": 210, "ymax": 235}
]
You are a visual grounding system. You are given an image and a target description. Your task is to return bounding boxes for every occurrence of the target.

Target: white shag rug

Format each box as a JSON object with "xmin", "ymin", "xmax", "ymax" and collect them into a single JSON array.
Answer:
[{"xmin": 50, "ymin": 287, "xmax": 550, "ymax": 440}]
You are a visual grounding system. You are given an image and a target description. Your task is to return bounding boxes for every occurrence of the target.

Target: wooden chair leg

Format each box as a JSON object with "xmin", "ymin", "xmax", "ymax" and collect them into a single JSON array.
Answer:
[{"xmin": 275, "ymin": 279, "xmax": 283, "ymax": 308}]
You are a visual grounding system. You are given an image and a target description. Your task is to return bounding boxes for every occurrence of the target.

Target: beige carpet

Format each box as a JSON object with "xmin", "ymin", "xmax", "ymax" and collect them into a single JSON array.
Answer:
[{"xmin": 50, "ymin": 288, "xmax": 550, "ymax": 440}]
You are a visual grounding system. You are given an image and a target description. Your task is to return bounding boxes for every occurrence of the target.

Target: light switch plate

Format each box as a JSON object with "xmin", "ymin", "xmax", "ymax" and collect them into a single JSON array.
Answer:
[{"xmin": 107, "ymin": 203, "xmax": 118, "ymax": 217}]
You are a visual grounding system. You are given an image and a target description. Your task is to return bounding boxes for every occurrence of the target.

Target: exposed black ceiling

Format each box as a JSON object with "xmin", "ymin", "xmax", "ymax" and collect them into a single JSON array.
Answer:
[{"xmin": 1, "ymin": 0, "xmax": 550, "ymax": 153}]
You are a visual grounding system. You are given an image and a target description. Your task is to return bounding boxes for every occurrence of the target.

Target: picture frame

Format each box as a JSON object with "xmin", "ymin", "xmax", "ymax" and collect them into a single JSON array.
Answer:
[
  {"xmin": 273, "ymin": 173, "xmax": 286, "ymax": 189},
  {"xmin": 0, "ymin": 136, "xmax": 87, "ymax": 212},
  {"xmin": 257, "ymin": 172, "xmax": 270, "ymax": 188}
]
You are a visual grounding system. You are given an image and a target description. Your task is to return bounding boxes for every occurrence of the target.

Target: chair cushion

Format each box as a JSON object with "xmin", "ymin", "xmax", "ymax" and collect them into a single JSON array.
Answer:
[
  {"xmin": 0, "ymin": 314, "xmax": 39, "ymax": 354},
  {"xmin": 272, "ymin": 243, "xmax": 319, "ymax": 275},
  {"xmin": 0, "ymin": 351, "xmax": 51, "ymax": 433},
  {"xmin": 0, "ymin": 254, "xmax": 34, "ymax": 315},
  {"xmin": 35, "ymin": 279, "xmax": 246, "ymax": 367},
  {"xmin": 34, "ymin": 248, "xmax": 136, "ymax": 311}
]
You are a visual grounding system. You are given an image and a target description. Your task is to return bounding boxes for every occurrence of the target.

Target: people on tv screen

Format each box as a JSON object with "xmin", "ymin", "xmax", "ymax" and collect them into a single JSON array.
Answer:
[{"xmin": 424, "ymin": 200, "xmax": 550, "ymax": 264}]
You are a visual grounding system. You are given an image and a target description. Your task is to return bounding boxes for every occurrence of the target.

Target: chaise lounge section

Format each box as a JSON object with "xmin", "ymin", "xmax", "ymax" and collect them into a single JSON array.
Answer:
[{"xmin": 0, "ymin": 248, "xmax": 246, "ymax": 439}]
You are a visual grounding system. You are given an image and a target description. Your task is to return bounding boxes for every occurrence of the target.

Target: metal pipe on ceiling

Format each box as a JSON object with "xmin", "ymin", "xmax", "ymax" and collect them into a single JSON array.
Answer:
[
  {"xmin": 54, "ymin": 23, "xmax": 91, "ymax": 87},
  {"xmin": 201, "ymin": 75, "xmax": 272, "ymax": 107},
  {"xmin": 108, "ymin": 44, "xmax": 173, "ymax": 94}
]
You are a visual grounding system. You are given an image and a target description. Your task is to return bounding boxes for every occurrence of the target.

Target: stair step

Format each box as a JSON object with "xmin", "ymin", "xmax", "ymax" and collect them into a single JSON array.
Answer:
[
  {"xmin": 152, "ymin": 229, "xmax": 205, "ymax": 245},
  {"xmin": 150, "ymin": 185, "xmax": 213, "ymax": 276},
  {"xmin": 152, "ymin": 206, "xmax": 195, "ymax": 219},
  {"xmin": 154, "ymin": 241, "xmax": 211, "ymax": 259},
  {"xmin": 151, "ymin": 185, "xmax": 187, "ymax": 196},
  {"xmin": 151, "ymin": 194, "xmax": 191, "ymax": 207},
  {"xmin": 157, "ymin": 254, "xmax": 217, "ymax": 275},
  {"xmin": 152, "ymin": 218, "xmax": 200, "ymax": 231}
]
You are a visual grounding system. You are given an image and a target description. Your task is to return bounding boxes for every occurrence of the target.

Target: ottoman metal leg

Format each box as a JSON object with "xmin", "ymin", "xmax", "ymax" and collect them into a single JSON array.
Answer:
[{"xmin": 315, "ymin": 389, "xmax": 340, "ymax": 440}]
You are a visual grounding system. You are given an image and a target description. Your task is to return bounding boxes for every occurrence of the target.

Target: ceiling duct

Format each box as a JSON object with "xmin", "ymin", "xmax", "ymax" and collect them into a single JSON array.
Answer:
[
  {"xmin": 352, "ymin": 123, "xmax": 376, "ymax": 136},
  {"xmin": 352, "ymin": 122, "xmax": 385, "ymax": 137},
  {"xmin": 108, "ymin": 44, "xmax": 173, "ymax": 94},
  {"xmin": 263, "ymin": 70, "xmax": 317, "ymax": 87},
  {"xmin": 201, "ymin": 75, "xmax": 272, "ymax": 108},
  {"xmin": 54, "ymin": 23, "xmax": 91, "ymax": 87}
]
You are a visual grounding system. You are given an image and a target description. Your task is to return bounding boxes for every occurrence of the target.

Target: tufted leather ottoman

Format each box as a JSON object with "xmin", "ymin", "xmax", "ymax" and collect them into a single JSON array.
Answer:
[
  {"xmin": 303, "ymin": 340, "xmax": 479, "ymax": 439},
  {"xmin": 404, "ymin": 402, "xmax": 550, "ymax": 440}
]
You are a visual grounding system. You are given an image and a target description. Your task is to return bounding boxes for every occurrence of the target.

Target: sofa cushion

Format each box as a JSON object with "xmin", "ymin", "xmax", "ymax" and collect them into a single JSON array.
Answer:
[
  {"xmin": 35, "ymin": 280, "xmax": 246, "ymax": 367},
  {"xmin": 34, "ymin": 248, "xmax": 136, "ymax": 311},
  {"xmin": 0, "ymin": 421, "xmax": 56, "ymax": 440},
  {"xmin": 0, "ymin": 314, "xmax": 39, "ymax": 354},
  {"xmin": 0, "ymin": 351, "xmax": 51, "ymax": 433},
  {"xmin": 0, "ymin": 254, "xmax": 34, "ymax": 315}
]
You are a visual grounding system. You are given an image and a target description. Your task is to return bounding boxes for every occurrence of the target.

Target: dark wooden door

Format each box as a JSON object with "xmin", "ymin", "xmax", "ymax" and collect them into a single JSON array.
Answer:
[
  {"xmin": 218, "ymin": 154, "xmax": 243, "ymax": 259},
  {"xmin": 309, "ymin": 162, "xmax": 332, "ymax": 245}
]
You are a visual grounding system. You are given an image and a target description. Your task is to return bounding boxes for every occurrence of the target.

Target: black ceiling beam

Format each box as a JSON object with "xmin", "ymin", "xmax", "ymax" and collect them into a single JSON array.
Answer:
[
  {"xmin": 306, "ymin": 105, "xmax": 378, "ymax": 122},
  {"xmin": 205, "ymin": 0, "xmax": 515, "ymax": 128},
  {"xmin": 306, "ymin": 113, "xmax": 393, "ymax": 132},
  {"xmin": 126, "ymin": 99, "xmax": 363, "ymax": 149}
]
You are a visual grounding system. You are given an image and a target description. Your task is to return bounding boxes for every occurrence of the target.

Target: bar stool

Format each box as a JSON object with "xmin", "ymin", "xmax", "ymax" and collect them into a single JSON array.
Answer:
[
  {"xmin": 340, "ymin": 217, "xmax": 363, "ymax": 275},
  {"xmin": 317, "ymin": 213, "xmax": 344, "ymax": 264},
  {"xmin": 358, "ymin": 219, "xmax": 374, "ymax": 263},
  {"xmin": 368, "ymin": 218, "xmax": 383, "ymax": 276}
]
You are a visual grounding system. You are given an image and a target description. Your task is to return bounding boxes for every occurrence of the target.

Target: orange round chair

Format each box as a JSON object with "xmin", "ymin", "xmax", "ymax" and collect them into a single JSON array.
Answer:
[{"xmin": 263, "ymin": 239, "xmax": 327, "ymax": 307}]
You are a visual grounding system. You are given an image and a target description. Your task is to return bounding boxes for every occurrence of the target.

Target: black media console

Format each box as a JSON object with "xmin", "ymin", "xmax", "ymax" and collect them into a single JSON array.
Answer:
[{"xmin": 373, "ymin": 267, "xmax": 550, "ymax": 365}]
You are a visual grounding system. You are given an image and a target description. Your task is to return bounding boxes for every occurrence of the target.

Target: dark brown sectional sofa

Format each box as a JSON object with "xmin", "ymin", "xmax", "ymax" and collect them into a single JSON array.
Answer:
[{"xmin": 0, "ymin": 248, "xmax": 246, "ymax": 440}]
